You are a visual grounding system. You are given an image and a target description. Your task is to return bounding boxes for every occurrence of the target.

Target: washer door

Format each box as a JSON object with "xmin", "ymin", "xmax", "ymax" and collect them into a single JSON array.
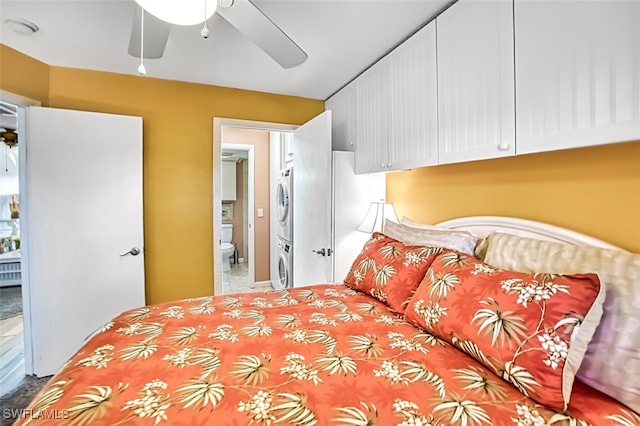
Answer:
[
  {"xmin": 278, "ymin": 253, "xmax": 289, "ymax": 288},
  {"xmin": 276, "ymin": 181, "xmax": 290, "ymax": 223}
]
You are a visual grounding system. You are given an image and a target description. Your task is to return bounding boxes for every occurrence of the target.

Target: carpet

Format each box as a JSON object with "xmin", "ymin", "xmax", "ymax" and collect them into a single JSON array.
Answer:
[
  {"xmin": 0, "ymin": 286, "xmax": 22, "ymax": 320},
  {"xmin": 0, "ymin": 375, "xmax": 52, "ymax": 426}
]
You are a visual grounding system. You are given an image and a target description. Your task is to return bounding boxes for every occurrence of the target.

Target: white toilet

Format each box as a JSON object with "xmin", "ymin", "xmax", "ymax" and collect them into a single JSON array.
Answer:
[{"xmin": 221, "ymin": 224, "xmax": 235, "ymax": 272}]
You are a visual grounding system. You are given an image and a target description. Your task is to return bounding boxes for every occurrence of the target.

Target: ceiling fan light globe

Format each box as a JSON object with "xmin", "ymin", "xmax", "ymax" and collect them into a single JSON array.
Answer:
[{"xmin": 134, "ymin": 0, "xmax": 217, "ymax": 26}]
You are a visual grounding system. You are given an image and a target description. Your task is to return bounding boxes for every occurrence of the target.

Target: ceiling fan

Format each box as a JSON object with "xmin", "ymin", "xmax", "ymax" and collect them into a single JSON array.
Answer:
[{"xmin": 128, "ymin": 0, "xmax": 308, "ymax": 69}]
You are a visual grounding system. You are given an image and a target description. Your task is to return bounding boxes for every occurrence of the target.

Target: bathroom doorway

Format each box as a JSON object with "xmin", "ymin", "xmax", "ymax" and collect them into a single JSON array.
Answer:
[
  {"xmin": 220, "ymin": 143, "xmax": 255, "ymax": 294},
  {"xmin": 213, "ymin": 119, "xmax": 297, "ymax": 296}
]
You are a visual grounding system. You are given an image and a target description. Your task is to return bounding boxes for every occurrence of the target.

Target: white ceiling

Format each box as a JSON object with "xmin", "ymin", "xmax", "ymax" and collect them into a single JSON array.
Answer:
[{"xmin": 0, "ymin": 0, "xmax": 453, "ymax": 100}]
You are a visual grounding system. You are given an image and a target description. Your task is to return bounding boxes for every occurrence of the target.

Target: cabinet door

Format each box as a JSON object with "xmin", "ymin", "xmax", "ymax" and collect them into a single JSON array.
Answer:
[
  {"xmin": 437, "ymin": 0, "xmax": 515, "ymax": 164},
  {"xmin": 326, "ymin": 84, "xmax": 358, "ymax": 152},
  {"xmin": 221, "ymin": 160, "xmax": 237, "ymax": 201},
  {"xmin": 516, "ymin": 1, "xmax": 640, "ymax": 154},
  {"xmin": 388, "ymin": 20, "xmax": 438, "ymax": 170},
  {"xmin": 355, "ymin": 59, "xmax": 390, "ymax": 174}
]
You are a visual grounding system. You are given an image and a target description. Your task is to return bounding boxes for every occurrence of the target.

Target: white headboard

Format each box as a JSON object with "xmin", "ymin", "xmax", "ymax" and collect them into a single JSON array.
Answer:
[{"xmin": 436, "ymin": 216, "xmax": 626, "ymax": 252}]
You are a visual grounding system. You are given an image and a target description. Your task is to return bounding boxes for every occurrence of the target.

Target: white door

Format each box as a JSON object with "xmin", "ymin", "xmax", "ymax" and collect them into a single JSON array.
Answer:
[
  {"xmin": 387, "ymin": 20, "xmax": 438, "ymax": 171},
  {"xmin": 515, "ymin": 0, "xmax": 640, "ymax": 154},
  {"xmin": 293, "ymin": 111, "xmax": 332, "ymax": 286},
  {"xmin": 437, "ymin": 0, "xmax": 515, "ymax": 164},
  {"xmin": 325, "ymin": 84, "xmax": 358, "ymax": 152},
  {"xmin": 355, "ymin": 60, "xmax": 390, "ymax": 174},
  {"xmin": 26, "ymin": 107, "xmax": 145, "ymax": 377}
]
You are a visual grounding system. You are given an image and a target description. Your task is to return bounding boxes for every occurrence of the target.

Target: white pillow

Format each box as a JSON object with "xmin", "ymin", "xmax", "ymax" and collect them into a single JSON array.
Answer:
[
  {"xmin": 401, "ymin": 217, "xmax": 488, "ymax": 260},
  {"xmin": 483, "ymin": 231, "xmax": 640, "ymax": 412},
  {"xmin": 384, "ymin": 220, "xmax": 477, "ymax": 256}
]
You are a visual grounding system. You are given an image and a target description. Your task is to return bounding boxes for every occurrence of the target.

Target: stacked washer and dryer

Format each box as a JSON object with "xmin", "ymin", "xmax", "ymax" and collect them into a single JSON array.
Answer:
[{"xmin": 276, "ymin": 168, "xmax": 294, "ymax": 288}]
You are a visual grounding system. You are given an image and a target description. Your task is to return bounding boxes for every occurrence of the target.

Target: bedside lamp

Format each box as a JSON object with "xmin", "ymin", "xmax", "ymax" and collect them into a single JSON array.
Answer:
[{"xmin": 356, "ymin": 200, "xmax": 399, "ymax": 234}]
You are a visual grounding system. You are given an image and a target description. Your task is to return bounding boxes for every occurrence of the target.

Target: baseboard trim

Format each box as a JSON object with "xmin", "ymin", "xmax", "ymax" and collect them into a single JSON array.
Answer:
[{"xmin": 252, "ymin": 280, "xmax": 272, "ymax": 289}]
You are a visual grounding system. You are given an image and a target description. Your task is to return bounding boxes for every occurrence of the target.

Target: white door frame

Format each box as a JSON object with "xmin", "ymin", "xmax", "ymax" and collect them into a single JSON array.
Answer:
[
  {"xmin": 220, "ymin": 143, "xmax": 255, "ymax": 286},
  {"xmin": 213, "ymin": 118, "xmax": 297, "ymax": 296},
  {"xmin": 1, "ymin": 90, "xmax": 41, "ymax": 376}
]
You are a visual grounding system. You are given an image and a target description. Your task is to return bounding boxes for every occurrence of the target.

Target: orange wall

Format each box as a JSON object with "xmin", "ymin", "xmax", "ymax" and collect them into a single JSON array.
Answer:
[
  {"xmin": 387, "ymin": 141, "xmax": 640, "ymax": 253},
  {"xmin": 6, "ymin": 44, "xmax": 639, "ymax": 300},
  {"xmin": 45, "ymin": 67, "xmax": 323, "ymax": 303},
  {"xmin": 221, "ymin": 128, "xmax": 271, "ymax": 282},
  {"xmin": 1, "ymin": 45, "xmax": 324, "ymax": 304},
  {"xmin": 0, "ymin": 44, "xmax": 49, "ymax": 105}
]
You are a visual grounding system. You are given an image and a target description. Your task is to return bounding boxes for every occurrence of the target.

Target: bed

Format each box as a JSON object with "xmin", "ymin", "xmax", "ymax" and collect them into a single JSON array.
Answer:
[{"xmin": 15, "ymin": 217, "xmax": 640, "ymax": 425}]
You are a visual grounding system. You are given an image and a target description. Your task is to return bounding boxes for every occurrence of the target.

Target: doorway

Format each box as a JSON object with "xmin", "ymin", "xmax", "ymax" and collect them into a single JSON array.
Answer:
[
  {"xmin": 0, "ymin": 91, "xmax": 39, "ymax": 395},
  {"xmin": 220, "ymin": 143, "xmax": 254, "ymax": 293},
  {"xmin": 213, "ymin": 119, "xmax": 296, "ymax": 296},
  {"xmin": 0, "ymin": 100, "xmax": 25, "ymax": 394}
]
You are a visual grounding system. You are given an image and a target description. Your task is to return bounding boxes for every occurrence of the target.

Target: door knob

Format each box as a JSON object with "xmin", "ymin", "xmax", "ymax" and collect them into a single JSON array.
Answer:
[
  {"xmin": 312, "ymin": 248, "xmax": 326, "ymax": 256},
  {"xmin": 120, "ymin": 247, "xmax": 141, "ymax": 257}
]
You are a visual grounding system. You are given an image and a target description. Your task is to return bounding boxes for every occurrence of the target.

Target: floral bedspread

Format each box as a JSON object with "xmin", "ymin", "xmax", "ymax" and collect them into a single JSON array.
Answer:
[{"xmin": 17, "ymin": 285, "xmax": 639, "ymax": 425}]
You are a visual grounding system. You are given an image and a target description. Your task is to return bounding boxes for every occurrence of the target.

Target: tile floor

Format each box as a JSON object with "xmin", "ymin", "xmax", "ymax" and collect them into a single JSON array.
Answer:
[
  {"xmin": 222, "ymin": 262, "xmax": 273, "ymax": 294},
  {"xmin": 0, "ymin": 314, "xmax": 25, "ymax": 397}
]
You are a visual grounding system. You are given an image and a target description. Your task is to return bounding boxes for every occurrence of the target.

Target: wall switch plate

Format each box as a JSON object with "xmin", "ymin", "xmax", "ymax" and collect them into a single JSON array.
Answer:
[{"xmin": 257, "ymin": 208, "xmax": 264, "ymax": 217}]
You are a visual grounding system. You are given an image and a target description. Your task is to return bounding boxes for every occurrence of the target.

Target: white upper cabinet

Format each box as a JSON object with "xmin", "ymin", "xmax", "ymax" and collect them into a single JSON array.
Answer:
[
  {"xmin": 515, "ymin": 1, "xmax": 640, "ymax": 154},
  {"xmin": 337, "ymin": 0, "xmax": 637, "ymax": 173},
  {"xmin": 388, "ymin": 21, "xmax": 438, "ymax": 170},
  {"xmin": 355, "ymin": 21, "xmax": 438, "ymax": 174},
  {"xmin": 355, "ymin": 57, "xmax": 390, "ymax": 174},
  {"xmin": 221, "ymin": 160, "xmax": 237, "ymax": 201},
  {"xmin": 437, "ymin": 0, "xmax": 515, "ymax": 164},
  {"xmin": 326, "ymin": 84, "xmax": 358, "ymax": 152}
]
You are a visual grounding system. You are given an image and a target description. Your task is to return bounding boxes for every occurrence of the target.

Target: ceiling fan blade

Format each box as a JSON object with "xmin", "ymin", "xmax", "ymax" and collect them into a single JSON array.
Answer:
[
  {"xmin": 128, "ymin": 8, "xmax": 172, "ymax": 59},
  {"xmin": 217, "ymin": 0, "xmax": 308, "ymax": 69}
]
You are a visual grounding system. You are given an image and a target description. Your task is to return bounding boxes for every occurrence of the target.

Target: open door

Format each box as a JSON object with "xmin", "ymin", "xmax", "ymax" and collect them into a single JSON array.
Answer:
[
  {"xmin": 293, "ymin": 111, "xmax": 333, "ymax": 286},
  {"xmin": 26, "ymin": 107, "xmax": 145, "ymax": 377}
]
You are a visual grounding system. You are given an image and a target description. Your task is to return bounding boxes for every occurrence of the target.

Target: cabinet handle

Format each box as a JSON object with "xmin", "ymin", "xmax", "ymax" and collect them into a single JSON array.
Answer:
[
  {"xmin": 380, "ymin": 163, "xmax": 385, "ymax": 169},
  {"xmin": 387, "ymin": 163, "xmax": 392, "ymax": 168},
  {"xmin": 498, "ymin": 143, "xmax": 511, "ymax": 151}
]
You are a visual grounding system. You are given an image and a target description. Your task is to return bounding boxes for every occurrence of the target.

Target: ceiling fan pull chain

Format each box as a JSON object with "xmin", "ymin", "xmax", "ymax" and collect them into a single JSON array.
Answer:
[
  {"xmin": 201, "ymin": 0, "xmax": 211, "ymax": 39},
  {"xmin": 138, "ymin": 6, "xmax": 147, "ymax": 75}
]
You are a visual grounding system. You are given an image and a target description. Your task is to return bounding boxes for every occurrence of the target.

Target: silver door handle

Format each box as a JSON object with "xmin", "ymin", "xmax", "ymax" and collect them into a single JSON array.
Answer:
[
  {"xmin": 312, "ymin": 248, "xmax": 326, "ymax": 256},
  {"xmin": 120, "ymin": 247, "xmax": 141, "ymax": 257}
]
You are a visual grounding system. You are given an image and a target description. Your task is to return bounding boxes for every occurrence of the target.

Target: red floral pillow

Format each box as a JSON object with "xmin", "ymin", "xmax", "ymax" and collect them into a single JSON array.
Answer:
[
  {"xmin": 344, "ymin": 233, "xmax": 444, "ymax": 314},
  {"xmin": 405, "ymin": 251, "xmax": 604, "ymax": 411}
]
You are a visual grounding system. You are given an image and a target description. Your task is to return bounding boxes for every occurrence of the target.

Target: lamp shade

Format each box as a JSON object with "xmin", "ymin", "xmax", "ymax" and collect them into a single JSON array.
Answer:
[
  {"xmin": 356, "ymin": 201, "xmax": 399, "ymax": 234},
  {"xmin": 135, "ymin": 0, "xmax": 217, "ymax": 26}
]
